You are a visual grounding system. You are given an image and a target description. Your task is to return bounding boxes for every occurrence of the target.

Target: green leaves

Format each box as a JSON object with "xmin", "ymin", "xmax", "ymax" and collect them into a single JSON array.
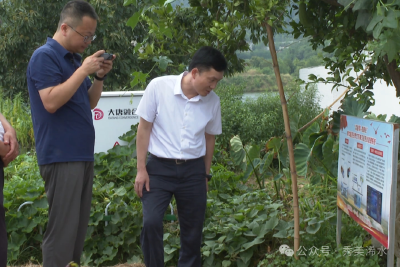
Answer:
[
  {"xmin": 114, "ymin": 187, "xmax": 127, "ymax": 196},
  {"xmin": 3, "ymin": 153, "xmax": 45, "ymax": 262},
  {"xmin": 302, "ymin": 122, "xmax": 320, "ymax": 148},
  {"xmin": 291, "ymin": 0, "xmax": 400, "ymax": 109},
  {"xmin": 0, "ymin": 0, "xmax": 149, "ymax": 96},
  {"xmin": 33, "ymin": 198, "xmax": 48, "ymax": 209},
  {"xmin": 124, "ymin": 0, "xmax": 137, "ymax": 6},
  {"xmin": 382, "ymin": 10, "xmax": 400, "ymax": 28},
  {"xmin": 294, "ymin": 143, "xmax": 311, "ymax": 177},
  {"xmin": 322, "ymin": 136, "xmax": 335, "ymax": 172},
  {"xmin": 130, "ymin": 71, "xmax": 149, "ymax": 88},
  {"xmin": 126, "ymin": 11, "xmax": 141, "ymax": 29},
  {"xmin": 8, "ymin": 232, "xmax": 27, "ymax": 252},
  {"xmin": 152, "ymin": 56, "xmax": 173, "ymax": 72},
  {"xmin": 230, "ymin": 135, "xmax": 246, "ymax": 169},
  {"xmin": 123, "ymin": 0, "xmax": 291, "ymax": 89},
  {"xmin": 340, "ymin": 95, "xmax": 369, "ymax": 117},
  {"xmin": 372, "ymin": 21, "xmax": 384, "ymax": 39},
  {"xmin": 352, "ymin": 0, "xmax": 370, "ymax": 12},
  {"xmin": 266, "ymin": 136, "xmax": 281, "ymax": 153},
  {"xmin": 338, "ymin": 0, "xmax": 354, "ymax": 10},
  {"xmin": 203, "ymin": 190, "xmax": 289, "ymax": 267},
  {"xmin": 265, "ymin": 216, "xmax": 279, "ymax": 230},
  {"xmin": 388, "ymin": 114, "xmax": 400, "ymax": 124},
  {"xmin": 306, "ymin": 220, "xmax": 321, "ymax": 234},
  {"xmin": 355, "ymin": 10, "xmax": 371, "ymax": 30},
  {"xmin": 294, "ymin": 118, "xmax": 338, "ymax": 178},
  {"xmin": 230, "ymin": 135, "xmax": 266, "ymax": 187}
]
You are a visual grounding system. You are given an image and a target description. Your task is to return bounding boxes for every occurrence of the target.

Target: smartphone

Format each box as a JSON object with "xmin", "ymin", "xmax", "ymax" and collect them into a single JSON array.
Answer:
[{"xmin": 100, "ymin": 53, "xmax": 113, "ymax": 60}]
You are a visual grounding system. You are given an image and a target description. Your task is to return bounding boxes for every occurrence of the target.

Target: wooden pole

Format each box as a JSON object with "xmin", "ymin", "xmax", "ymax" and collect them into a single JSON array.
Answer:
[{"xmin": 265, "ymin": 23, "xmax": 300, "ymax": 258}]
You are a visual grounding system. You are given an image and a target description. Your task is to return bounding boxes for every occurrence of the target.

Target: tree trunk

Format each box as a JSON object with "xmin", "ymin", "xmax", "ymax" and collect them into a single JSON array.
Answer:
[
  {"xmin": 384, "ymin": 55, "xmax": 400, "ymax": 97},
  {"xmin": 265, "ymin": 23, "xmax": 300, "ymax": 259}
]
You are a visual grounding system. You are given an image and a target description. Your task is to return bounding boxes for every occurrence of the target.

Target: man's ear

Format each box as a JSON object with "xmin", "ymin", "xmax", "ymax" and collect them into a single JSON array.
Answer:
[
  {"xmin": 191, "ymin": 68, "xmax": 199, "ymax": 79},
  {"xmin": 60, "ymin": 23, "xmax": 69, "ymax": 36}
]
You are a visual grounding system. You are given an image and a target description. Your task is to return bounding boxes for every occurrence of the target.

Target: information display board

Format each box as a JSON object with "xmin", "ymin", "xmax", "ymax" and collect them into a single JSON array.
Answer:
[
  {"xmin": 92, "ymin": 91, "xmax": 144, "ymax": 153},
  {"xmin": 337, "ymin": 115, "xmax": 399, "ymax": 248}
]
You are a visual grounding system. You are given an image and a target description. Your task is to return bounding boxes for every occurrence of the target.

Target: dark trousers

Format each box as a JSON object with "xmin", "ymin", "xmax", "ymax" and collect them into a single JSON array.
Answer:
[
  {"xmin": 0, "ymin": 159, "xmax": 6, "ymax": 267},
  {"xmin": 141, "ymin": 155, "xmax": 207, "ymax": 267},
  {"xmin": 39, "ymin": 162, "xmax": 94, "ymax": 267}
]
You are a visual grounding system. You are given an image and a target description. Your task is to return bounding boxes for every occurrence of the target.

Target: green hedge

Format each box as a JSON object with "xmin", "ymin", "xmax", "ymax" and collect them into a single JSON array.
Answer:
[
  {"xmin": 0, "ymin": 92, "xmax": 35, "ymax": 152},
  {"xmin": 215, "ymin": 84, "xmax": 321, "ymax": 148}
]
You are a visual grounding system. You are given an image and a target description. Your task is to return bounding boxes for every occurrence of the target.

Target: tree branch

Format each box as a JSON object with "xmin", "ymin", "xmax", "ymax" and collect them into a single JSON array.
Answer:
[
  {"xmin": 298, "ymin": 64, "xmax": 370, "ymax": 132},
  {"xmin": 321, "ymin": 0, "xmax": 341, "ymax": 7},
  {"xmin": 384, "ymin": 55, "xmax": 400, "ymax": 97}
]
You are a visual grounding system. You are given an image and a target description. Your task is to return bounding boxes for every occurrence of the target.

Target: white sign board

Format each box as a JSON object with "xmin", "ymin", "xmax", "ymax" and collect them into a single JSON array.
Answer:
[
  {"xmin": 337, "ymin": 115, "xmax": 399, "ymax": 249},
  {"xmin": 92, "ymin": 91, "xmax": 144, "ymax": 153}
]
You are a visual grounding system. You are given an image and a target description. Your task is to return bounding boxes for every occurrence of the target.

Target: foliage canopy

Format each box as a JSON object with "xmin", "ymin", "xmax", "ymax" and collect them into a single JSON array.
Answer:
[
  {"xmin": 291, "ymin": 0, "xmax": 400, "ymax": 99},
  {"xmin": 0, "ymin": 0, "xmax": 146, "ymax": 98}
]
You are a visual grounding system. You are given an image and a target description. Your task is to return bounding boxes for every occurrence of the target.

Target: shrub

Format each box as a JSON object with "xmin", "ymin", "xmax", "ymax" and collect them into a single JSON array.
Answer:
[
  {"xmin": 0, "ymin": 90, "xmax": 35, "ymax": 152},
  {"xmin": 216, "ymin": 84, "xmax": 321, "ymax": 148}
]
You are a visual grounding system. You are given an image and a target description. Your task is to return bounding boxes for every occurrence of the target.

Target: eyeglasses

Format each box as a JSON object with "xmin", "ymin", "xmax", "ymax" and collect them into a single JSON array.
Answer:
[{"xmin": 67, "ymin": 24, "xmax": 96, "ymax": 43}]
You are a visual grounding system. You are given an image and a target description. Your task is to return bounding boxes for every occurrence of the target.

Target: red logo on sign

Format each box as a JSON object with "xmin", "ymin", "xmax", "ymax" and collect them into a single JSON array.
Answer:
[
  {"xmin": 114, "ymin": 141, "xmax": 120, "ymax": 147},
  {"xmin": 93, "ymin": 108, "xmax": 104, "ymax": 120},
  {"xmin": 345, "ymin": 138, "xmax": 349, "ymax": 144},
  {"xmin": 357, "ymin": 143, "xmax": 363, "ymax": 149}
]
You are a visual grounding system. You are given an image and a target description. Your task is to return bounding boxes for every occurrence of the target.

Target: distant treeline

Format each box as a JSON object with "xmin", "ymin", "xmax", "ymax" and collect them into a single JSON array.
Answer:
[{"xmin": 223, "ymin": 37, "xmax": 325, "ymax": 92}]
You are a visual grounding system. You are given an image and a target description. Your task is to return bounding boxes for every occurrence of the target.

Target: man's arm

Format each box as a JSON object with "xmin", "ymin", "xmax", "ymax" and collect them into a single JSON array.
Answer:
[
  {"xmin": 39, "ymin": 67, "xmax": 91, "ymax": 113},
  {"xmin": 87, "ymin": 79, "xmax": 105, "ymax": 109},
  {"xmin": 204, "ymin": 133, "xmax": 216, "ymax": 190},
  {"xmin": 0, "ymin": 112, "xmax": 15, "ymax": 137},
  {"xmin": 134, "ymin": 117, "xmax": 153, "ymax": 197},
  {"xmin": 39, "ymin": 50, "xmax": 105, "ymax": 113},
  {"xmin": 0, "ymin": 112, "xmax": 18, "ymax": 164}
]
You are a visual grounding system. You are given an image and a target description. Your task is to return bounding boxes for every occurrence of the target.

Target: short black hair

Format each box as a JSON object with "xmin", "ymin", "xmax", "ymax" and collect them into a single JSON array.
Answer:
[
  {"xmin": 189, "ymin": 46, "xmax": 227, "ymax": 73},
  {"xmin": 58, "ymin": 0, "xmax": 98, "ymax": 29}
]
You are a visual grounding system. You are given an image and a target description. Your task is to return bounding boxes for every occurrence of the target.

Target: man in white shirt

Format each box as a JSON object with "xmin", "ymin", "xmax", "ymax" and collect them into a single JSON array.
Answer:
[
  {"xmin": 0, "ymin": 112, "xmax": 19, "ymax": 267},
  {"xmin": 134, "ymin": 46, "xmax": 227, "ymax": 267}
]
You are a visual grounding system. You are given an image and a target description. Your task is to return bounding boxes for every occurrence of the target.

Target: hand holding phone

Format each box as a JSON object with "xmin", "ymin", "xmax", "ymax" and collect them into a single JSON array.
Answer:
[{"xmin": 100, "ymin": 53, "xmax": 113, "ymax": 60}]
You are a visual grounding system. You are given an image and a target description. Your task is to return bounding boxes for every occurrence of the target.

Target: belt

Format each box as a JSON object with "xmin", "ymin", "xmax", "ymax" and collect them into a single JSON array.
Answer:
[{"xmin": 149, "ymin": 153, "xmax": 201, "ymax": 165}]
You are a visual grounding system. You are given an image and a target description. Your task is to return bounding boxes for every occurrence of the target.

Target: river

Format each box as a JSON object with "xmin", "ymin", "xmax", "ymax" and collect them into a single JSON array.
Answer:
[{"xmin": 242, "ymin": 92, "xmax": 264, "ymax": 100}]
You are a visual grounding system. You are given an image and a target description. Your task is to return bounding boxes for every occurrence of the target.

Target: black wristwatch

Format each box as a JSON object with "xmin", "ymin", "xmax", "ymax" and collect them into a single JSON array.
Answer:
[
  {"xmin": 94, "ymin": 74, "xmax": 107, "ymax": 81},
  {"xmin": 206, "ymin": 174, "xmax": 212, "ymax": 181}
]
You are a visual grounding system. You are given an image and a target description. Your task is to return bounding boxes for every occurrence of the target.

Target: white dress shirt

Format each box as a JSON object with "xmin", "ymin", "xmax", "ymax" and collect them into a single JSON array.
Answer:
[
  {"xmin": 0, "ymin": 121, "xmax": 4, "ymax": 142},
  {"xmin": 136, "ymin": 72, "xmax": 222, "ymax": 159}
]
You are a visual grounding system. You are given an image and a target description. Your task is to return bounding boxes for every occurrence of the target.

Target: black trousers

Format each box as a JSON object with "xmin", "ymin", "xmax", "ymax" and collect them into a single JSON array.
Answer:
[
  {"xmin": 0, "ymin": 159, "xmax": 6, "ymax": 267},
  {"xmin": 141, "ymin": 155, "xmax": 207, "ymax": 267}
]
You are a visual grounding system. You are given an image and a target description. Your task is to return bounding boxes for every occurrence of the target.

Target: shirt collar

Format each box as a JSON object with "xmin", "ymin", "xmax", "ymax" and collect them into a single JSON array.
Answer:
[
  {"xmin": 46, "ymin": 37, "xmax": 82, "ymax": 61},
  {"xmin": 174, "ymin": 71, "xmax": 203, "ymax": 102}
]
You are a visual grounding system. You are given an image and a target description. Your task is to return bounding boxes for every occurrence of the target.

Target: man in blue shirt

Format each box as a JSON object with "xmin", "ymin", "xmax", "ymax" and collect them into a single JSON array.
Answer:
[{"xmin": 26, "ymin": 1, "xmax": 115, "ymax": 266}]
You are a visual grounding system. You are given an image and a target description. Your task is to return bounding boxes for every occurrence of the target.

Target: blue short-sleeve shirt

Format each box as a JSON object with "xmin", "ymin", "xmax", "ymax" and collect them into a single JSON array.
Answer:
[{"xmin": 27, "ymin": 37, "xmax": 95, "ymax": 165}]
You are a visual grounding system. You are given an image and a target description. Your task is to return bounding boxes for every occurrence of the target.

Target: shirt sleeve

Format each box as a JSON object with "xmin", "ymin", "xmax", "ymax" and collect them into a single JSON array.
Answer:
[
  {"xmin": 29, "ymin": 49, "xmax": 63, "ymax": 91},
  {"xmin": 135, "ymin": 79, "xmax": 158, "ymax": 123},
  {"xmin": 205, "ymin": 100, "xmax": 222, "ymax": 135}
]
